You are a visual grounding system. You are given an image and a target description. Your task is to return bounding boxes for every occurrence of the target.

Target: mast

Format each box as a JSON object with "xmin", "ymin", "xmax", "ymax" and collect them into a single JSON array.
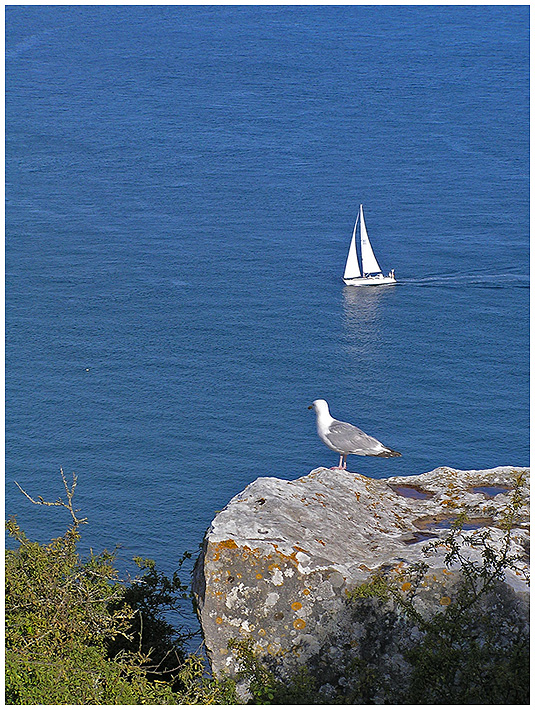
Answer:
[{"xmin": 359, "ymin": 205, "xmax": 382, "ymax": 275}]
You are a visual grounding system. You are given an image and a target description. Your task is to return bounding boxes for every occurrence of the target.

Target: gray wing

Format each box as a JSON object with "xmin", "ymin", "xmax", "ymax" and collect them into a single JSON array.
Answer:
[{"xmin": 325, "ymin": 419, "xmax": 387, "ymax": 455}]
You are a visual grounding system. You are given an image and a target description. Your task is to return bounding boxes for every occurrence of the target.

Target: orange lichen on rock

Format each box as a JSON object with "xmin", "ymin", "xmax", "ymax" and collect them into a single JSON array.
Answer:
[
  {"xmin": 292, "ymin": 545, "xmax": 309, "ymax": 554},
  {"xmin": 270, "ymin": 543, "xmax": 299, "ymax": 565},
  {"xmin": 293, "ymin": 618, "xmax": 306, "ymax": 629}
]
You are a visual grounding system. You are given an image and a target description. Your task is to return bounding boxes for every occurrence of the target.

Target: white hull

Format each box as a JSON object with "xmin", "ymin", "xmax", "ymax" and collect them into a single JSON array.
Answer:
[{"xmin": 343, "ymin": 274, "xmax": 396, "ymax": 287}]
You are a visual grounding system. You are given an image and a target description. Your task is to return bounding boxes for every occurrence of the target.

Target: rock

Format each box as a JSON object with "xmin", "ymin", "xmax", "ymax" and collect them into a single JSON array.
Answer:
[{"xmin": 192, "ymin": 466, "xmax": 529, "ymax": 684}]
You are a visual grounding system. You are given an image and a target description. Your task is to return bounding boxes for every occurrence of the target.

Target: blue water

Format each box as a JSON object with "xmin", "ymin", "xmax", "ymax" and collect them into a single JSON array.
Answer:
[{"xmin": 6, "ymin": 4, "xmax": 529, "ymax": 591}]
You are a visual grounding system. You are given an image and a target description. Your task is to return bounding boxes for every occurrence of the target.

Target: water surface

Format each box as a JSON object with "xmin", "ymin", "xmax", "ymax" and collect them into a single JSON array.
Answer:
[{"xmin": 6, "ymin": 7, "xmax": 529, "ymax": 589}]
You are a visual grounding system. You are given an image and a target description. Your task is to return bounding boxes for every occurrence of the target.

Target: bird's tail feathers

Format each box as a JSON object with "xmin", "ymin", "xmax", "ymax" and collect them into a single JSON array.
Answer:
[{"xmin": 373, "ymin": 447, "xmax": 402, "ymax": 458}]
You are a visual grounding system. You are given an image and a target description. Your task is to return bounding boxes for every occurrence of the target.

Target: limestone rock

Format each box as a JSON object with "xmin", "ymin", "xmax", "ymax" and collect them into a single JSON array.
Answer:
[{"xmin": 192, "ymin": 466, "xmax": 529, "ymax": 681}]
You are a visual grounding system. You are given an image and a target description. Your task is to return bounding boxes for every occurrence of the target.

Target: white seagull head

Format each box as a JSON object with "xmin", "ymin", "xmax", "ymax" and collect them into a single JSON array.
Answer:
[{"xmin": 308, "ymin": 398, "xmax": 329, "ymax": 412}]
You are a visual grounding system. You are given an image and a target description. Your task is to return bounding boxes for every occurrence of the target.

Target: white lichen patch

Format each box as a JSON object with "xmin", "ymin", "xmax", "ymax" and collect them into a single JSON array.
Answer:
[
  {"xmin": 225, "ymin": 583, "xmax": 246, "ymax": 610},
  {"xmin": 226, "ymin": 616, "xmax": 245, "ymax": 628},
  {"xmin": 295, "ymin": 551, "xmax": 312, "ymax": 573},
  {"xmin": 271, "ymin": 568, "xmax": 284, "ymax": 586},
  {"xmin": 265, "ymin": 592, "xmax": 280, "ymax": 607}
]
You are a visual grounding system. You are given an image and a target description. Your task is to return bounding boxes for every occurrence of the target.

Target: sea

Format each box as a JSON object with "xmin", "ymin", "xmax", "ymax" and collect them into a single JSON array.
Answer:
[{"xmin": 5, "ymin": 5, "xmax": 529, "ymax": 632}]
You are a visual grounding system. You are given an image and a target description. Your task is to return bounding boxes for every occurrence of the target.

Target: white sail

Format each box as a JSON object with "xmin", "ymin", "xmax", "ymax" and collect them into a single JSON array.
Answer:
[
  {"xmin": 359, "ymin": 205, "xmax": 382, "ymax": 275},
  {"xmin": 343, "ymin": 215, "xmax": 361, "ymax": 279}
]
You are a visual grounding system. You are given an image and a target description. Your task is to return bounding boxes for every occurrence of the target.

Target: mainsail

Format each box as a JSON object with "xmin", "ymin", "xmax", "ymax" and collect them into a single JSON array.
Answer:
[
  {"xmin": 359, "ymin": 205, "xmax": 382, "ymax": 274},
  {"xmin": 343, "ymin": 215, "xmax": 361, "ymax": 279}
]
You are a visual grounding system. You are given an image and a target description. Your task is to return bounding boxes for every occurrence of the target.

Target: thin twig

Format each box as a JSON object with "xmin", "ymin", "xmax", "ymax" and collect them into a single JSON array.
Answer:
[{"xmin": 14, "ymin": 469, "xmax": 88, "ymax": 527}]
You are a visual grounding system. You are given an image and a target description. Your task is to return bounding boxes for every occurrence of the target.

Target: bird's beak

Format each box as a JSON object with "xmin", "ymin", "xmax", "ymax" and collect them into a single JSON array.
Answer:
[{"xmin": 308, "ymin": 405, "xmax": 313, "ymax": 410}]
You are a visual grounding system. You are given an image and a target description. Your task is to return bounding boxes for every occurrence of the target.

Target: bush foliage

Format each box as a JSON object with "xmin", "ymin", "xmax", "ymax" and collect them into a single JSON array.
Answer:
[{"xmin": 5, "ymin": 472, "xmax": 238, "ymax": 705}]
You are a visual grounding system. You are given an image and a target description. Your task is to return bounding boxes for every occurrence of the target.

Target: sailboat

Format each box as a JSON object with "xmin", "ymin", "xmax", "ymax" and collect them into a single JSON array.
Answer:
[{"xmin": 343, "ymin": 205, "xmax": 396, "ymax": 286}]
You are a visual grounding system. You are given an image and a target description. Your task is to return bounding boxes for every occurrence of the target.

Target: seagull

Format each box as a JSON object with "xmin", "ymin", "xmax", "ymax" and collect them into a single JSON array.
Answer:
[{"xmin": 308, "ymin": 399, "xmax": 401, "ymax": 469}]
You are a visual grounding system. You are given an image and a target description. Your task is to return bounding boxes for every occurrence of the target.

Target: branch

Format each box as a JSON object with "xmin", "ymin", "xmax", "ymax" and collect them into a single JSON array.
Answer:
[{"xmin": 14, "ymin": 469, "xmax": 87, "ymax": 528}]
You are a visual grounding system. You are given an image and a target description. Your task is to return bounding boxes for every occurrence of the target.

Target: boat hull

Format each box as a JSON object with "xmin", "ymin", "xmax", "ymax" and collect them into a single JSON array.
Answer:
[{"xmin": 343, "ymin": 275, "xmax": 396, "ymax": 287}]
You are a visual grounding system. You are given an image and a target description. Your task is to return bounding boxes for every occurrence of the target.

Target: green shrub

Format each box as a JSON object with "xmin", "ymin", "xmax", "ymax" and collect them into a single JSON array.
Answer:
[{"xmin": 5, "ymin": 471, "xmax": 238, "ymax": 705}]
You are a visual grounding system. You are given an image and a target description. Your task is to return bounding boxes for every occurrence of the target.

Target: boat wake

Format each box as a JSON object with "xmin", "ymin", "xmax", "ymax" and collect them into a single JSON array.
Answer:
[{"xmin": 400, "ymin": 273, "xmax": 529, "ymax": 289}]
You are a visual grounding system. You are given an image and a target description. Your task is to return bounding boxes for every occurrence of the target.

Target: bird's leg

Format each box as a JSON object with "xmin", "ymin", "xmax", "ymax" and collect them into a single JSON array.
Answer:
[
  {"xmin": 342, "ymin": 455, "xmax": 348, "ymax": 470},
  {"xmin": 330, "ymin": 454, "xmax": 345, "ymax": 470}
]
